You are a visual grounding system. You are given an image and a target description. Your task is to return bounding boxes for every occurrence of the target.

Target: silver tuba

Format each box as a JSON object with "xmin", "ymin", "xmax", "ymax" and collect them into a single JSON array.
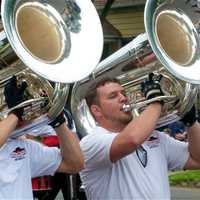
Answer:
[
  {"xmin": 0, "ymin": 0, "xmax": 103, "ymax": 137},
  {"xmin": 71, "ymin": 0, "xmax": 200, "ymax": 138}
]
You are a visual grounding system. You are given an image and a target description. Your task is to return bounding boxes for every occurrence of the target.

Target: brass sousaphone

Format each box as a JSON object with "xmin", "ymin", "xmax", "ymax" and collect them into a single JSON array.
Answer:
[
  {"xmin": 71, "ymin": 0, "xmax": 200, "ymax": 137},
  {"xmin": 0, "ymin": 0, "xmax": 103, "ymax": 137}
]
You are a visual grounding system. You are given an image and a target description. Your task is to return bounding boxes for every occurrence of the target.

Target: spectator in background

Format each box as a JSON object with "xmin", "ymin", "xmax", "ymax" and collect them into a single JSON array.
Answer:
[{"xmin": 167, "ymin": 121, "xmax": 187, "ymax": 141}]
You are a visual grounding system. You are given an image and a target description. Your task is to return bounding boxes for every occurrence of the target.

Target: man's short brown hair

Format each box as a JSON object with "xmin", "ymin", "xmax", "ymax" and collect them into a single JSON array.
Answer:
[{"xmin": 85, "ymin": 77, "xmax": 119, "ymax": 108}]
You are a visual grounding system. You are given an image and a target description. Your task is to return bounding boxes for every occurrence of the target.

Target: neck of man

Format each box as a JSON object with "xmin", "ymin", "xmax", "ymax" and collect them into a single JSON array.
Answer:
[{"xmin": 98, "ymin": 119, "xmax": 126, "ymax": 133}]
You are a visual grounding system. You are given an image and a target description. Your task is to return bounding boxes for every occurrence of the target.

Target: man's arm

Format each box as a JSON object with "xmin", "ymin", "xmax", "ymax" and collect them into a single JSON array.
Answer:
[
  {"xmin": 178, "ymin": 105, "xmax": 200, "ymax": 169},
  {"xmin": 0, "ymin": 75, "xmax": 27, "ymax": 147},
  {"xmin": 110, "ymin": 73, "xmax": 163, "ymax": 162},
  {"xmin": 49, "ymin": 112, "xmax": 84, "ymax": 173},
  {"xmin": 54, "ymin": 123, "xmax": 84, "ymax": 173},
  {"xmin": 184, "ymin": 122, "xmax": 200, "ymax": 169},
  {"xmin": 0, "ymin": 114, "xmax": 18, "ymax": 147},
  {"xmin": 110, "ymin": 102, "xmax": 162, "ymax": 162}
]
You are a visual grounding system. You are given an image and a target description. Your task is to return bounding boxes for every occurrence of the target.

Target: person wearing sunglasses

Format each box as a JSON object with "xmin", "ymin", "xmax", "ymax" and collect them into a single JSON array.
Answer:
[{"xmin": 79, "ymin": 74, "xmax": 200, "ymax": 200}]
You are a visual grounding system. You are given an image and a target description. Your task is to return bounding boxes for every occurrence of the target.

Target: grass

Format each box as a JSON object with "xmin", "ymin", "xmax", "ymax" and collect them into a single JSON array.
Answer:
[{"xmin": 169, "ymin": 170, "xmax": 200, "ymax": 188}]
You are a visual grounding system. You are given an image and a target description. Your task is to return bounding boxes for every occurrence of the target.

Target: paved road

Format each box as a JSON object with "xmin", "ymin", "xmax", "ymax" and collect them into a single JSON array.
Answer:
[
  {"xmin": 171, "ymin": 187, "xmax": 200, "ymax": 200},
  {"xmin": 55, "ymin": 187, "xmax": 200, "ymax": 200}
]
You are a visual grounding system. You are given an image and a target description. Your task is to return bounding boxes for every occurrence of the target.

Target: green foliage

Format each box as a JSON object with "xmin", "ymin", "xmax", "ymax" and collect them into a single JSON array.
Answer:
[{"xmin": 169, "ymin": 170, "xmax": 200, "ymax": 187}]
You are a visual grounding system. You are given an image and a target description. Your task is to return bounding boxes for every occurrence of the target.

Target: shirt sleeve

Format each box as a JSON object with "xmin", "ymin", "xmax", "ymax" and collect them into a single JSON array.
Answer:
[
  {"xmin": 80, "ymin": 132, "xmax": 116, "ymax": 169},
  {"xmin": 161, "ymin": 132, "xmax": 189, "ymax": 170},
  {"xmin": 25, "ymin": 140, "xmax": 62, "ymax": 177}
]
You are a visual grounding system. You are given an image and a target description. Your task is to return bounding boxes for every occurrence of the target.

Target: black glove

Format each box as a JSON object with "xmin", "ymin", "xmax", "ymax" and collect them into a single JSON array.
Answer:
[
  {"xmin": 181, "ymin": 105, "xmax": 197, "ymax": 127},
  {"xmin": 141, "ymin": 73, "xmax": 164, "ymax": 103},
  {"xmin": 4, "ymin": 76, "xmax": 27, "ymax": 119},
  {"xmin": 49, "ymin": 111, "xmax": 66, "ymax": 128}
]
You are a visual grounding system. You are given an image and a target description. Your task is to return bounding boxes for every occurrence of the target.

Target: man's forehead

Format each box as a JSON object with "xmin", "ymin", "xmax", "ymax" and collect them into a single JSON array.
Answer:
[{"xmin": 98, "ymin": 82, "xmax": 124, "ymax": 94}]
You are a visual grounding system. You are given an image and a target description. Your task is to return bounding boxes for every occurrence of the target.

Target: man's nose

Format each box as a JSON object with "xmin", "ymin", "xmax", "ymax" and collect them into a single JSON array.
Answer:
[{"xmin": 119, "ymin": 93, "xmax": 128, "ymax": 102}]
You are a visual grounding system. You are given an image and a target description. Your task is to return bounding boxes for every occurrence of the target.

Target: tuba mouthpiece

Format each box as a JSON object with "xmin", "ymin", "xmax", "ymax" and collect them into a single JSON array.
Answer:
[{"xmin": 122, "ymin": 104, "xmax": 132, "ymax": 112}]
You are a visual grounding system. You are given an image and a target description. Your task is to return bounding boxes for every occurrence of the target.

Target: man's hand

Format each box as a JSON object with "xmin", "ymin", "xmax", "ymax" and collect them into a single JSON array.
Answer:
[
  {"xmin": 4, "ymin": 76, "xmax": 27, "ymax": 119},
  {"xmin": 181, "ymin": 105, "xmax": 197, "ymax": 127},
  {"xmin": 141, "ymin": 73, "xmax": 164, "ymax": 103}
]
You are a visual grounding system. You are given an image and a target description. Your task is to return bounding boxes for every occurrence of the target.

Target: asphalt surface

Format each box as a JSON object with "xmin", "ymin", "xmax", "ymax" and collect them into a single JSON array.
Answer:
[
  {"xmin": 55, "ymin": 187, "xmax": 200, "ymax": 200},
  {"xmin": 171, "ymin": 187, "xmax": 200, "ymax": 200}
]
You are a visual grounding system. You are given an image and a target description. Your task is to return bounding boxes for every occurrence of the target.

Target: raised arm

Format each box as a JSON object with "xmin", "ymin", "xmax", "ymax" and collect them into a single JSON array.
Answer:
[
  {"xmin": 0, "ymin": 114, "xmax": 18, "ymax": 147},
  {"xmin": 0, "ymin": 76, "xmax": 27, "ymax": 147},
  {"xmin": 49, "ymin": 112, "xmax": 84, "ymax": 173},
  {"xmin": 110, "ymin": 73, "xmax": 164, "ymax": 162},
  {"xmin": 181, "ymin": 106, "xmax": 200, "ymax": 169}
]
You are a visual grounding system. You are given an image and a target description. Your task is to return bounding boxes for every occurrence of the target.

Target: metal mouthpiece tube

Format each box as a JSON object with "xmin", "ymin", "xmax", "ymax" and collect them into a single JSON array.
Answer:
[{"xmin": 122, "ymin": 95, "xmax": 177, "ymax": 112}]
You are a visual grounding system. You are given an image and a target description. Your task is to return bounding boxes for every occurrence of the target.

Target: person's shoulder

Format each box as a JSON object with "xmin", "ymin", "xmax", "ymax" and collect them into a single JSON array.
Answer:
[
  {"xmin": 80, "ymin": 132, "xmax": 100, "ymax": 146},
  {"xmin": 80, "ymin": 126, "xmax": 113, "ymax": 149},
  {"xmin": 79, "ymin": 133, "xmax": 99, "ymax": 155},
  {"xmin": 82, "ymin": 126, "xmax": 111, "ymax": 138}
]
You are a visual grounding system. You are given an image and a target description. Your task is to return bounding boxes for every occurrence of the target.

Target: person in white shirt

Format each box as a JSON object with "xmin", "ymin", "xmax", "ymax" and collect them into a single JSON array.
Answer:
[
  {"xmin": 0, "ymin": 76, "xmax": 84, "ymax": 199},
  {"xmin": 29, "ymin": 108, "xmax": 78, "ymax": 200},
  {"xmin": 79, "ymin": 75, "xmax": 200, "ymax": 200}
]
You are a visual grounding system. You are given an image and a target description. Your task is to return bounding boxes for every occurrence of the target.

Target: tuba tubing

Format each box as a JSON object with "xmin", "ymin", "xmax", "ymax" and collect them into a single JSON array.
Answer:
[
  {"xmin": 71, "ymin": 33, "xmax": 197, "ymax": 137},
  {"xmin": 71, "ymin": 0, "xmax": 200, "ymax": 138}
]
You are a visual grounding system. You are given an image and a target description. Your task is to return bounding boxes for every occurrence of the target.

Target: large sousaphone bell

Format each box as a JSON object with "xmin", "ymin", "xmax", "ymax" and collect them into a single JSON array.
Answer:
[
  {"xmin": 71, "ymin": 0, "xmax": 200, "ymax": 137},
  {"xmin": 0, "ymin": 0, "xmax": 103, "ymax": 137},
  {"xmin": 145, "ymin": 0, "xmax": 200, "ymax": 84}
]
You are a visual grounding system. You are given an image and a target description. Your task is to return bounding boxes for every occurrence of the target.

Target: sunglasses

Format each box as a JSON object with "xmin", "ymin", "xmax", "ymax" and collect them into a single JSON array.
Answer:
[{"xmin": 136, "ymin": 145, "xmax": 148, "ymax": 168}]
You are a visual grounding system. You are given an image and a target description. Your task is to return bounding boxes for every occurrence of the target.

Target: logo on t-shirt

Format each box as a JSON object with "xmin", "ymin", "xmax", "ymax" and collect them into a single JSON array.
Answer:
[
  {"xmin": 10, "ymin": 147, "xmax": 26, "ymax": 161},
  {"xmin": 146, "ymin": 133, "xmax": 160, "ymax": 148}
]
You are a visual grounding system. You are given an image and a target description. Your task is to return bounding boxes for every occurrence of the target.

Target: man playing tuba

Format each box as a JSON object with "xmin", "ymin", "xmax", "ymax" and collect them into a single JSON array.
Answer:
[
  {"xmin": 79, "ymin": 74, "xmax": 200, "ymax": 200},
  {"xmin": 0, "ymin": 76, "xmax": 84, "ymax": 199}
]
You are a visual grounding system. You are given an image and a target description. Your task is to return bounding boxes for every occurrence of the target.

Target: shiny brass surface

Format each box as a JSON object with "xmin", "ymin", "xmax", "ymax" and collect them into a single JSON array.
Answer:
[
  {"xmin": 71, "ymin": 0, "xmax": 200, "ymax": 137},
  {"xmin": 0, "ymin": 66, "xmax": 54, "ymax": 121},
  {"xmin": 145, "ymin": 0, "xmax": 200, "ymax": 84}
]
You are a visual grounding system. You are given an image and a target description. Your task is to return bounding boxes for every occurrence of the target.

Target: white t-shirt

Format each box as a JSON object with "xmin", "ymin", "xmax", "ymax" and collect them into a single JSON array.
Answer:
[
  {"xmin": 0, "ymin": 139, "xmax": 62, "ymax": 200},
  {"xmin": 80, "ymin": 126, "xmax": 189, "ymax": 200},
  {"xmin": 29, "ymin": 125, "xmax": 57, "ymax": 136}
]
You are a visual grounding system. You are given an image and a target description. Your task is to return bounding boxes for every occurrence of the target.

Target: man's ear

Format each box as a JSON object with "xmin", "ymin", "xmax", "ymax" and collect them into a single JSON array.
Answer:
[{"xmin": 90, "ymin": 104, "xmax": 102, "ymax": 118}]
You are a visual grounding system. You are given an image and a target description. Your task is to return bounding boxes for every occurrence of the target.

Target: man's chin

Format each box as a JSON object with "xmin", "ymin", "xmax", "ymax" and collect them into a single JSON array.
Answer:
[{"xmin": 121, "ymin": 113, "xmax": 132, "ymax": 124}]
